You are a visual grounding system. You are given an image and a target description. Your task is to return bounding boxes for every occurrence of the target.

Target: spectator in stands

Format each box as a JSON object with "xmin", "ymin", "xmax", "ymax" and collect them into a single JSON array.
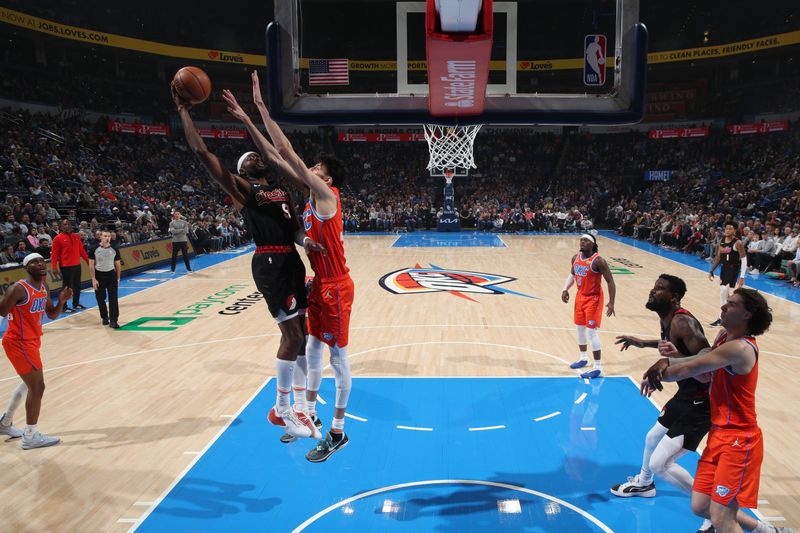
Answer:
[
  {"xmin": 0, "ymin": 244, "xmax": 18, "ymax": 266},
  {"xmin": 25, "ymin": 227, "xmax": 39, "ymax": 250},
  {"xmin": 34, "ymin": 237, "xmax": 51, "ymax": 260},
  {"xmin": 14, "ymin": 241, "xmax": 30, "ymax": 262},
  {"xmin": 767, "ymin": 225, "xmax": 799, "ymax": 272},
  {"xmin": 790, "ymin": 248, "xmax": 800, "ymax": 287}
]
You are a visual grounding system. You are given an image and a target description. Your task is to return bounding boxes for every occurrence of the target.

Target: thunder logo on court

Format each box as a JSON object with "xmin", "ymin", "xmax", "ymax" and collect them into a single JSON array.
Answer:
[{"xmin": 379, "ymin": 263, "xmax": 538, "ymax": 302}]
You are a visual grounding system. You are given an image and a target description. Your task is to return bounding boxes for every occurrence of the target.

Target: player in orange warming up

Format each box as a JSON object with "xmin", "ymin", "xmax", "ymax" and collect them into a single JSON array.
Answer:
[
  {"xmin": 561, "ymin": 233, "xmax": 616, "ymax": 379},
  {"xmin": 0, "ymin": 253, "xmax": 72, "ymax": 449}
]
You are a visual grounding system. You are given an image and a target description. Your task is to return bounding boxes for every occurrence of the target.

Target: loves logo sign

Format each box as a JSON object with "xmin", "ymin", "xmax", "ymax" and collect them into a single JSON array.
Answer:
[
  {"xmin": 132, "ymin": 250, "xmax": 142, "ymax": 262},
  {"xmin": 208, "ymin": 51, "xmax": 219, "ymax": 59},
  {"xmin": 379, "ymin": 263, "xmax": 538, "ymax": 303},
  {"xmin": 166, "ymin": 243, "xmax": 174, "ymax": 254}
]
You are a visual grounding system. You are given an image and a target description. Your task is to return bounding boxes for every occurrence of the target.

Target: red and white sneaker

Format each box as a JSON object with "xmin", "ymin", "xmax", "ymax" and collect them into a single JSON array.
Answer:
[
  {"xmin": 268, "ymin": 406, "xmax": 312, "ymax": 438},
  {"xmin": 296, "ymin": 410, "xmax": 322, "ymax": 439}
]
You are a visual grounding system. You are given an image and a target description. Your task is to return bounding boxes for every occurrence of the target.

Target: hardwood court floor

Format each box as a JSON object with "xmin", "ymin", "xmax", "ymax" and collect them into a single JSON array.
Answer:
[{"xmin": 0, "ymin": 234, "xmax": 797, "ymax": 531}]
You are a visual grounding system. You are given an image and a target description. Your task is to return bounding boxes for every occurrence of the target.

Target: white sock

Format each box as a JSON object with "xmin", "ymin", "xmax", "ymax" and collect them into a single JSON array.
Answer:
[
  {"xmin": 307, "ymin": 398, "xmax": 317, "ymax": 417},
  {"xmin": 700, "ymin": 519, "xmax": 713, "ymax": 530},
  {"xmin": 24, "ymin": 424, "xmax": 37, "ymax": 436},
  {"xmin": 331, "ymin": 417, "xmax": 345, "ymax": 433},
  {"xmin": 3, "ymin": 382, "xmax": 27, "ymax": 424},
  {"xmin": 293, "ymin": 354, "xmax": 308, "ymax": 412},
  {"xmin": 275, "ymin": 359, "xmax": 294, "ymax": 413},
  {"xmin": 639, "ymin": 423, "xmax": 668, "ymax": 484},
  {"xmin": 593, "ymin": 359, "xmax": 602, "ymax": 370},
  {"xmin": 579, "ymin": 350, "xmax": 588, "ymax": 361}
]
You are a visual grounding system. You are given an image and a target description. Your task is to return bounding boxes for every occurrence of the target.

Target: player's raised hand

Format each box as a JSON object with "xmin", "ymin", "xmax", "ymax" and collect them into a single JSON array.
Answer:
[
  {"xmin": 251, "ymin": 71, "xmax": 265, "ymax": 108},
  {"xmin": 615, "ymin": 335, "xmax": 643, "ymax": 350},
  {"xmin": 657, "ymin": 339, "xmax": 681, "ymax": 357},
  {"xmin": 58, "ymin": 287, "xmax": 73, "ymax": 304},
  {"xmin": 222, "ymin": 90, "xmax": 248, "ymax": 122},
  {"xmin": 561, "ymin": 290, "xmax": 569, "ymax": 303},
  {"xmin": 170, "ymin": 82, "xmax": 192, "ymax": 111}
]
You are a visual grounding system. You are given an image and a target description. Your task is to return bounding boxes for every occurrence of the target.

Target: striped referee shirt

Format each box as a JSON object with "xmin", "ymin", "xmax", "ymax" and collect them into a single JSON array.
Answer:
[{"xmin": 89, "ymin": 245, "xmax": 120, "ymax": 273}]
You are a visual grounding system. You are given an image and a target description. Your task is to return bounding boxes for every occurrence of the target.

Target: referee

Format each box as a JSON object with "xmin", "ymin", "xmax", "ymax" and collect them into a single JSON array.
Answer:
[{"xmin": 88, "ymin": 230, "xmax": 122, "ymax": 328}]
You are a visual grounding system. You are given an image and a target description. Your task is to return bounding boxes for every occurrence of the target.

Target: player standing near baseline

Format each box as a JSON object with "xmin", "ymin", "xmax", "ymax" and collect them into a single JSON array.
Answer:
[
  {"xmin": 708, "ymin": 222, "xmax": 746, "ymax": 327},
  {"xmin": 562, "ymin": 233, "xmax": 616, "ymax": 378}
]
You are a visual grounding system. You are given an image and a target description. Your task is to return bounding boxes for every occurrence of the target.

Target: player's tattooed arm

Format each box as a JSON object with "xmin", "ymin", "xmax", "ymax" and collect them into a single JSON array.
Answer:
[{"xmin": 673, "ymin": 315, "xmax": 711, "ymax": 357}]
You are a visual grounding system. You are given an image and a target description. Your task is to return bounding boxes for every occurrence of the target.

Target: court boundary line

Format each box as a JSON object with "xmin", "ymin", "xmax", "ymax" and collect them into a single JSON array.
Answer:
[{"xmin": 127, "ymin": 377, "xmax": 273, "ymax": 532}]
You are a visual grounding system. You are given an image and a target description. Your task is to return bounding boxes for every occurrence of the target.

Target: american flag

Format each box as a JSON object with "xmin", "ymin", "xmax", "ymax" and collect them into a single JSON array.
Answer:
[{"xmin": 309, "ymin": 58, "xmax": 349, "ymax": 86}]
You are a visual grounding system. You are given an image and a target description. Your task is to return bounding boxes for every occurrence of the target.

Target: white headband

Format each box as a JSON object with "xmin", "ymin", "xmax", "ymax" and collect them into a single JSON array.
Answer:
[
  {"xmin": 23, "ymin": 253, "xmax": 44, "ymax": 266},
  {"xmin": 236, "ymin": 151, "xmax": 257, "ymax": 174},
  {"xmin": 580, "ymin": 233, "xmax": 597, "ymax": 244}
]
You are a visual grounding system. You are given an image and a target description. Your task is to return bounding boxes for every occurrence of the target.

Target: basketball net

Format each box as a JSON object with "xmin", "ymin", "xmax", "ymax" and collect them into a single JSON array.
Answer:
[{"xmin": 423, "ymin": 123, "xmax": 482, "ymax": 177}]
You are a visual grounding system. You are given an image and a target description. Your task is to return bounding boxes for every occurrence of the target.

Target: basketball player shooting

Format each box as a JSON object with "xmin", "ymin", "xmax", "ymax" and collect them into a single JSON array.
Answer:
[
  {"xmin": 171, "ymin": 83, "xmax": 323, "ymax": 441},
  {"xmin": 222, "ymin": 72, "xmax": 355, "ymax": 462},
  {"xmin": 562, "ymin": 233, "xmax": 616, "ymax": 378}
]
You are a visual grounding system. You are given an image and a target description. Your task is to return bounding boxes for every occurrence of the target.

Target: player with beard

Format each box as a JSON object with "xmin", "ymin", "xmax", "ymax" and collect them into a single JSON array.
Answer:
[
  {"xmin": 612, "ymin": 274, "xmax": 716, "ymax": 531},
  {"xmin": 644, "ymin": 289, "xmax": 791, "ymax": 533},
  {"xmin": 172, "ymin": 84, "xmax": 323, "ymax": 441}
]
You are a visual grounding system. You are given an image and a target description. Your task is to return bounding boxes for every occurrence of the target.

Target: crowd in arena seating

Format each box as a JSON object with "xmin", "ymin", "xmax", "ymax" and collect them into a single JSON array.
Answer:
[{"xmin": 2, "ymin": 106, "xmax": 798, "ymax": 286}]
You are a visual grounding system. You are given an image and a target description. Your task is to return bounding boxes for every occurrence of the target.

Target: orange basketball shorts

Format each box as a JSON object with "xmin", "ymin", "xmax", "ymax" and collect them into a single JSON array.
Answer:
[
  {"xmin": 2, "ymin": 336, "xmax": 43, "ymax": 375},
  {"xmin": 693, "ymin": 427, "xmax": 763, "ymax": 509},
  {"xmin": 307, "ymin": 274, "xmax": 354, "ymax": 348},
  {"xmin": 574, "ymin": 292, "xmax": 604, "ymax": 329}
]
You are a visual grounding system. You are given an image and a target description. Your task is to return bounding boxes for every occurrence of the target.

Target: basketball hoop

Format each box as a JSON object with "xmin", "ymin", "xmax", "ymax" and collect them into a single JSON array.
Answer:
[
  {"xmin": 423, "ymin": 123, "xmax": 482, "ymax": 177},
  {"xmin": 443, "ymin": 169, "xmax": 455, "ymax": 185}
]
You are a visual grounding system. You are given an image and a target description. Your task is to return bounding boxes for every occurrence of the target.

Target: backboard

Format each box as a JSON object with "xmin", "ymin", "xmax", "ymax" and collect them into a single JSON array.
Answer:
[{"xmin": 266, "ymin": 0, "xmax": 647, "ymax": 126}]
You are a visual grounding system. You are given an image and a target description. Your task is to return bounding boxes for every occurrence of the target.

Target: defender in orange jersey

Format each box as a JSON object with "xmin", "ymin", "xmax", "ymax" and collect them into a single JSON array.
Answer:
[
  {"xmin": 223, "ymin": 72, "xmax": 354, "ymax": 462},
  {"xmin": 0, "ymin": 253, "xmax": 71, "ymax": 449},
  {"xmin": 644, "ymin": 289, "xmax": 794, "ymax": 533},
  {"xmin": 561, "ymin": 233, "xmax": 617, "ymax": 379}
]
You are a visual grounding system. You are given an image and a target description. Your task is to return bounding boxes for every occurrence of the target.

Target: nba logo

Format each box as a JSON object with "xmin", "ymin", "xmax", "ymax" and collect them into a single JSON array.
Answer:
[{"xmin": 584, "ymin": 35, "xmax": 606, "ymax": 86}]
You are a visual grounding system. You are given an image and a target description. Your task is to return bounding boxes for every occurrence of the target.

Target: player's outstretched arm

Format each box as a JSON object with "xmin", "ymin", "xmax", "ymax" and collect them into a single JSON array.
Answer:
[
  {"xmin": 220, "ymin": 89, "xmax": 305, "ymax": 190},
  {"xmin": 596, "ymin": 256, "xmax": 616, "ymax": 316},
  {"xmin": 251, "ymin": 71, "xmax": 336, "ymax": 213},
  {"xmin": 171, "ymin": 84, "xmax": 247, "ymax": 208},
  {"xmin": 658, "ymin": 341, "xmax": 751, "ymax": 384}
]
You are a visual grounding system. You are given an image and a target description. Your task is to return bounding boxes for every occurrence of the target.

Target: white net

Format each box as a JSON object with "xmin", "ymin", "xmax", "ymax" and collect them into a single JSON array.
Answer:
[{"xmin": 423, "ymin": 124, "xmax": 482, "ymax": 176}]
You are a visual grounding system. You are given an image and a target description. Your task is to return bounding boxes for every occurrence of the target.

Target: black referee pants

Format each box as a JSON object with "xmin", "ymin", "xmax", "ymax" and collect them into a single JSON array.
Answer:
[
  {"xmin": 171, "ymin": 241, "xmax": 191, "ymax": 271},
  {"xmin": 60, "ymin": 264, "xmax": 82, "ymax": 307},
  {"xmin": 95, "ymin": 270, "xmax": 119, "ymax": 322}
]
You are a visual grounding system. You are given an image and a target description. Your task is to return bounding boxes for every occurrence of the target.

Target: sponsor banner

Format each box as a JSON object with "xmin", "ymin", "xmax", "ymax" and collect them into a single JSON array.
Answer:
[
  {"xmin": 197, "ymin": 128, "xmax": 248, "ymax": 139},
  {"xmin": 0, "ymin": 7, "xmax": 264, "ymax": 66},
  {"xmin": 338, "ymin": 132, "xmax": 426, "ymax": 142},
  {"xmin": 118, "ymin": 238, "xmax": 194, "ymax": 270},
  {"xmin": 644, "ymin": 170, "xmax": 675, "ymax": 182},
  {"xmin": 726, "ymin": 120, "xmax": 789, "ymax": 135},
  {"xmin": 648, "ymin": 127, "xmax": 709, "ymax": 139},
  {"xmin": 2, "ymin": 7, "xmax": 798, "ymax": 72},
  {"xmin": 1, "ymin": 238, "xmax": 195, "ymax": 298},
  {"xmin": 108, "ymin": 120, "xmax": 170, "ymax": 136}
]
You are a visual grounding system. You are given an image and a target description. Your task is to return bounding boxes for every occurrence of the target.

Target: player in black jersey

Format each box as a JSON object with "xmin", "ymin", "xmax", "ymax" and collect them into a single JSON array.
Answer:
[
  {"xmin": 708, "ymin": 222, "xmax": 747, "ymax": 327},
  {"xmin": 172, "ymin": 84, "xmax": 322, "ymax": 440},
  {"xmin": 611, "ymin": 274, "xmax": 714, "ymax": 530}
]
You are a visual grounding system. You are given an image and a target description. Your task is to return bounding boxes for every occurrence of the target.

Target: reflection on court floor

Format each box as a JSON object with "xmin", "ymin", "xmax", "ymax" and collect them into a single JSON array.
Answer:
[{"xmin": 136, "ymin": 377, "xmax": 722, "ymax": 532}]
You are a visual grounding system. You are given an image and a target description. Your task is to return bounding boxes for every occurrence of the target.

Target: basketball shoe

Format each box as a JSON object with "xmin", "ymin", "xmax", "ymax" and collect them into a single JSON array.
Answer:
[
  {"xmin": 20, "ymin": 431, "xmax": 61, "ymax": 450},
  {"xmin": 610, "ymin": 475, "xmax": 656, "ymax": 498},
  {"xmin": 306, "ymin": 431, "xmax": 349, "ymax": 463},
  {"xmin": 280, "ymin": 415, "xmax": 323, "ymax": 443},
  {"xmin": 569, "ymin": 359, "xmax": 589, "ymax": 369},
  {"xmin": 267, "ymin": 407, "xmax": 316, "ymax": 439},
  {"xmin": 0, "ymin": 418, "xmax": 23, "ymax": 439}
]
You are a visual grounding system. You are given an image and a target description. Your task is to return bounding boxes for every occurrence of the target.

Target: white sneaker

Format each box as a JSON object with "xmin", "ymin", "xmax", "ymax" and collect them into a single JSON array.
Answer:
[
  {"xmin": 0, "ymin": 421, "xmax": 23, "ymax": 439},
  {"xmin": 20, "ymin": 431, "xmax": 61, "ymax": 450},
  {"xmin": 610, "ymin": 475, "xmax": 656, "ymax": 498},
  {"xmin": 268, "ymin": 406, "xmax": 312, "ymax": 438}
]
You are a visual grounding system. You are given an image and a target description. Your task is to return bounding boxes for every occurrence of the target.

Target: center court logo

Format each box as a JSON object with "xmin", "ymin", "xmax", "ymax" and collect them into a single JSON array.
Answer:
[{"xmin": 379, "ymin": 263, "xmax": 539, "ymax": 303}]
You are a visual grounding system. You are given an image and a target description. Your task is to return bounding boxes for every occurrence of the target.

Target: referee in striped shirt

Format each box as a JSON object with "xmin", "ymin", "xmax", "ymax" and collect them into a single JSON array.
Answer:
[{"xmin": 88, "ymin": 230, "xmax": 122, "ymax": 328}]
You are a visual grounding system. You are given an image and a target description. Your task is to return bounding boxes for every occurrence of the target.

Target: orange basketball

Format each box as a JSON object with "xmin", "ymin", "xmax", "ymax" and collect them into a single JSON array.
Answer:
[{"xmin": 173, "ymin": 66, "xmax": 211, "ymax": 104}]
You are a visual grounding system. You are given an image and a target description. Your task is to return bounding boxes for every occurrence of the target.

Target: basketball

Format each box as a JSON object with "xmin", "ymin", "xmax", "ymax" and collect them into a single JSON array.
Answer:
[{"xmin": 172, "ymin": 66, "xmax": 211, "ymax": 104}]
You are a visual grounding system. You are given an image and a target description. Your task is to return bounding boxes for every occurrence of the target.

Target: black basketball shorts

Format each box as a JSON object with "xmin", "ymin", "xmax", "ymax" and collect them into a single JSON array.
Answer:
[
  {"xmin": 251, "ymin": 251, "xmax": 308, "ymax": 322},
  {"xmin": 657, "ymin": 394, "xmax": 711, "ymax": 452}
]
